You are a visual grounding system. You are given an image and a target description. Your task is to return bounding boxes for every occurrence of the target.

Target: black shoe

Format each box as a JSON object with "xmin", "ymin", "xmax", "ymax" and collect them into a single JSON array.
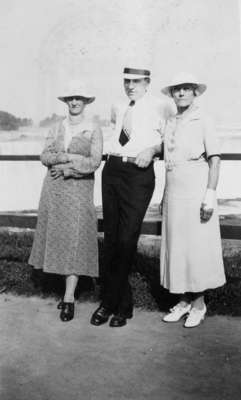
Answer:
[
  {"xmin": 109, "ymin": 314, "xmax": 128, "ymax": 328},
  {"xmin": 57, "ymin": 300, "xmax": 64, "ymax": 310},
  {"xmin": 60, "ymin": 302, "xmax": 75, "ymax": 322},
  {"xmin": 90, "ymin": 306, "xmax": 112, "ymax": 326},
  {"xmin": 125, "ymin": 310, "xmax": 133, "ymax": 319}
]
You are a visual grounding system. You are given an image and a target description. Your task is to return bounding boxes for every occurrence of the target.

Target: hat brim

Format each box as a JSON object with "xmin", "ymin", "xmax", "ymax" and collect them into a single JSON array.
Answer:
[
  {"xmin": 58, "ymin": 96, "xmax": 95, "ymax": 104},
  {"xmin": 161, "ymin": 83, "xmax": 207, "ymax": 97}
]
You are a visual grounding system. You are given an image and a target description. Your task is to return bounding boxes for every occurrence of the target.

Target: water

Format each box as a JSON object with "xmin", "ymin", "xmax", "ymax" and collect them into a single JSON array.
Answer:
[{"xmin": 0, "ymin": 128, "xmax": 241, "ymax": 213}]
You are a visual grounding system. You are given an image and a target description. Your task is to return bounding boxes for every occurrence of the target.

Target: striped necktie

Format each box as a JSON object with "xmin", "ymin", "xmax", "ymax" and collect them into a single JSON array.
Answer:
[{"xmin": 119, "ymin": 100, "xmax": 135, "ymax": 146}]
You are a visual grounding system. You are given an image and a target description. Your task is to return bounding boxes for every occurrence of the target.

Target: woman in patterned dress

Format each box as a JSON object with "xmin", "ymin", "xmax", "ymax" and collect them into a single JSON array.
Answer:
[
  {"xmin": 29, "ymin": 80, "xmax": 103, "ymax": 321},
  {"xmin": 160, "ymin": 73, "xmax": 226, "ymax": 328}
]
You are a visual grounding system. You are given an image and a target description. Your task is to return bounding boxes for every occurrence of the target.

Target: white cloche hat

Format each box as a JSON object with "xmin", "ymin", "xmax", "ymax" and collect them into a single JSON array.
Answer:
[
  {"xmin": 58, "ymin": 80, "xmax": 95, "ymax": 104},
  {"xmin": 161, "ymin": 73, "xmax": 207, "ymax": 97}
]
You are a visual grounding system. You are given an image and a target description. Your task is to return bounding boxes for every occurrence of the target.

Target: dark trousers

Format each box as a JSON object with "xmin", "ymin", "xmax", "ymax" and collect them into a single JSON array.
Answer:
[{"xmin": 100, "ymin": 156, "xmax": 155, "ymax": 316}]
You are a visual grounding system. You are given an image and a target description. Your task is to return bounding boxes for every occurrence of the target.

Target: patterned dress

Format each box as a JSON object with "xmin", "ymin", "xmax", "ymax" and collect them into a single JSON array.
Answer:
[
  {"xmin": 29, "ymin": 117, "xmax": 103, "ymax": 276},
  {"xmin": 160, "ymin": 104, "xmax": 226, "ymax": 293}
]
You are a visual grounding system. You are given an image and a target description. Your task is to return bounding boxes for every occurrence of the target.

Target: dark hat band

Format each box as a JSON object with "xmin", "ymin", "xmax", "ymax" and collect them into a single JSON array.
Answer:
[{"xmin": 123, "ymin": 67, "xmax": 150, "ymax": 76}]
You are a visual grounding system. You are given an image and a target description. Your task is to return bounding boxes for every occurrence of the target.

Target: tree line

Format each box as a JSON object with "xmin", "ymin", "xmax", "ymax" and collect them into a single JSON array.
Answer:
[
  {"xmin": 0, "ymin": 111, "xmax": 33, "ymax": 131},
  {"xmin": 0, "ymin": 111, "xmax": 111, "ymax": 131},
  {"xmin": 39, "ymin": 113, "xmax": 110, "ymax": 127}
]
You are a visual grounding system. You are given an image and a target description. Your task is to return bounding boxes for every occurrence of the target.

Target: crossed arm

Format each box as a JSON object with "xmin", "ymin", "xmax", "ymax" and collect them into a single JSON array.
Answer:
[{"xmin": 41, "ymin": 126, "xmax": 103, "ymax": 179}]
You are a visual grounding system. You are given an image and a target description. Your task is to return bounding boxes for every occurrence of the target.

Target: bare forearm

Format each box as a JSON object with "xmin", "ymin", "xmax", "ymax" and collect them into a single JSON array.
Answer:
[{"xmin": 207, "ymin": 156, "xmax": 221, "ymax": 190}]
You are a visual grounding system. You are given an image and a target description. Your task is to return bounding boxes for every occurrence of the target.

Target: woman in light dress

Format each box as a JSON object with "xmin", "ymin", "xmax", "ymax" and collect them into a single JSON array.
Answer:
[
  {"xmin": 160, "ymin": 73, "xmax": 226, "ymax": 328},
  {"xmin": 29, "ymin": 80, "xmax": 103, "ymax": 322}
]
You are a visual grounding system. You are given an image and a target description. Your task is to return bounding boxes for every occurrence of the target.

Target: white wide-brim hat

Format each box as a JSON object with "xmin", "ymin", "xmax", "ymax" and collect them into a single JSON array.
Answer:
[
  {"xmin": 123, "ymin": 67, "xmax": 151, "ymax": 80},
  {"xmin": 58, "ymin": 80, "xmax": 95, "ymax": 104},
  {"xmin": 161, "ymin": 73, "xmax": 207, "ymax": 97}
]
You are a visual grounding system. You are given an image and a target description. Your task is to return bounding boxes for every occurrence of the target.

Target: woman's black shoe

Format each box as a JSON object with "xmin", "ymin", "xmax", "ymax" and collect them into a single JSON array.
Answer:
[
  {"xmin": 57, "ymin": 300, "xmax": 64, "ymax": 310},
  {"xmin": 60, "ymin": 302, "xmax": 75, "ymax": 322}
]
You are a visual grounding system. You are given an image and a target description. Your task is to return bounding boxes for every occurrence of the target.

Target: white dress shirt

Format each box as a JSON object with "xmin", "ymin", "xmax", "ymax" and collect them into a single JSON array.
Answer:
[{"xmin": 106, "ymin": 92, "xmax": 172, "ymax": 157}]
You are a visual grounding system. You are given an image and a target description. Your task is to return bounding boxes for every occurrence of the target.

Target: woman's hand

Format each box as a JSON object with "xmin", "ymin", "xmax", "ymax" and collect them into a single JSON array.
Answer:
[
  {"xmin": 200, "ymin": 204, "xmax": 213, "ymax": 222},
  {"xmin": 50, "ymin": 165, "xmax": 64, "ymax": 179},
  {"xmin": 200, "ymin": 188, "xmax": 215, "ymax": 223}
]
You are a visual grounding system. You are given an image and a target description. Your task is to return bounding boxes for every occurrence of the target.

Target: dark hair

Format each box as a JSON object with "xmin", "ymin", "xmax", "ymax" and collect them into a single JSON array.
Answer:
[
  {"xmin": 170, "ymin": 83, "xmax": 198, "ymax": 97},
  {"xmin": 64, "ymin": 96, "xmax": 89, "ymax": 103}
]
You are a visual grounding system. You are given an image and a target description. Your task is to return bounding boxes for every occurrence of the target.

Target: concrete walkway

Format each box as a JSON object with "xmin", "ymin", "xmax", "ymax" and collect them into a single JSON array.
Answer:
[{"xmin": 0, "ymin": 294, "xmax": 241, "ymax": 400}]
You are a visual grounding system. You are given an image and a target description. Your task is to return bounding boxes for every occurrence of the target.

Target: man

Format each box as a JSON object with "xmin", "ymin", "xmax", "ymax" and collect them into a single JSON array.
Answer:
[{"xmin": 91, "ymin": 67, "xmax": 170, "ymax": 327}]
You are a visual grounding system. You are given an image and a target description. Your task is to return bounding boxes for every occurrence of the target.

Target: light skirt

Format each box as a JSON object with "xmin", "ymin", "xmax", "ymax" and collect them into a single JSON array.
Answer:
[{"xmin": 160, "ymin": 161, "xmax": 226, "ymax": 293}]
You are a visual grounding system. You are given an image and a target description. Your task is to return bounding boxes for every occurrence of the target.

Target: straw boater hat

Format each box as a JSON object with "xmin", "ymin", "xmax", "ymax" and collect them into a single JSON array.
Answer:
[
  {"xmin": 123, "ymin": 67, "xmax": 151, "ymax": 80},
  {"xmin": 58, "ymin": 80, "xmax": 95, "ymax": 104},
  {"xmin": 161, "ymin": 73, "xmax": 206, "ymax": 97}
]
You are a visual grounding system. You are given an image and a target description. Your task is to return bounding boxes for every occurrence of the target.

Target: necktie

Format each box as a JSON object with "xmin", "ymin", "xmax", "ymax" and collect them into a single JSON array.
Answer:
[{"xmin": 119, "ymin": 100, "xmax": 135, "ymax": 146}]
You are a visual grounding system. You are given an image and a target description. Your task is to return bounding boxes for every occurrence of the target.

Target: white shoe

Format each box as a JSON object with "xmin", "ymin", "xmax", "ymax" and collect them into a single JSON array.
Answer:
[
  {"xmin": 184, "ymin": 305, "xmax": 207, "ymax": 328},
  {"xmin": 162, "ymin": 303, "xmax": 191, "ymax": 323}
]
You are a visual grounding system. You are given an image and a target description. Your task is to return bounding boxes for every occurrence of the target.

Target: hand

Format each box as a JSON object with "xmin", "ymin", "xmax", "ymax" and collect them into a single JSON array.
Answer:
[
  {"xmin": 59, "ymin": 152, "xmax": 69, "ymax": 163},
  {"xmin": 200, "ymin": 188, "xmax": 215, "ymax": 222},
  {"xmin": 50, "ymin": 165, "xmax": 64, "ymax": 179},
  {"xmin": 200, "ymin": 203, "xmax": 213, "ymax": 223},
  {"xmin": 135, "ymin": 148, "xmax": 154, "ymax": 168}
]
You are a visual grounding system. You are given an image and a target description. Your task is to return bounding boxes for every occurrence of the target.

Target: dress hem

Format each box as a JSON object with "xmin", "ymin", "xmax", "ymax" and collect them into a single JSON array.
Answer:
[
  {"xmin": 30, "ymin": 264, "xmax": 98, "ymax": 277},
  {"xmin": 161, "ymin": 280, "xmax": 226, "ymax": 294}
]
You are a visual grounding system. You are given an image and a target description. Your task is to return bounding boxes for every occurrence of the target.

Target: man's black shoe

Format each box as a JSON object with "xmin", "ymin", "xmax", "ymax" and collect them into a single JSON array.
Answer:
[
  {"xmin": 90, "ymin": 306, "xmax": 112, "ymax": 326},
  {"xmin": 109, "ymin": 314, "xmax": 128, "ymax": 327}
]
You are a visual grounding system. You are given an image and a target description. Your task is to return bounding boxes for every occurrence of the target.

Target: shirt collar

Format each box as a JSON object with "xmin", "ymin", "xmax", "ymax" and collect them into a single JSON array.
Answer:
[
  {"xmin": 126, "ymin": 91, "xmax": 149, "ymax": 106},
  {"xmin": 173, "ymin": 102, "xmax": 202, "ymax": 123}
]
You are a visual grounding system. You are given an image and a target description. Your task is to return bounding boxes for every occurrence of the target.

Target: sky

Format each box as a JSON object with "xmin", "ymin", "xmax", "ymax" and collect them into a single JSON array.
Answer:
[{"xmin": 0, "ymin": 0, "xmax": 240, "ymax": 126}]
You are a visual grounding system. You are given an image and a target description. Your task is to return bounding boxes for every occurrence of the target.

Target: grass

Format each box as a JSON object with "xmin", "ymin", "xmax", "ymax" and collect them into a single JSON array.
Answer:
[{"xmin": 0, "ymin": 228, "xmax": 241, "ymax": 315}]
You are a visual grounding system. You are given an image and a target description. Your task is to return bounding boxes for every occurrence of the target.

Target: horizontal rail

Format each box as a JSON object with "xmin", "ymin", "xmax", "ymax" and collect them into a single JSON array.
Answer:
[
  {"xmin": 0, "ymin": 155, "xmax": 108, "ymax": 161},
  {"xmin": 0, "ymin": 154, "xmax": 241, "ymax": 161},
  {"xmin": 0, "ymin": 155, "xmax": 40, "ymax": 161},
  {"xmin": 0, "ymin": 154, "xmax": 240, "ymax": 239},
  {"xmin": 0, "ymin": 213, "xmax": 240, "ymax": 240},
  {"xmin": 221, "ymin": 153, "xmax": 241, "ymax": 160}
]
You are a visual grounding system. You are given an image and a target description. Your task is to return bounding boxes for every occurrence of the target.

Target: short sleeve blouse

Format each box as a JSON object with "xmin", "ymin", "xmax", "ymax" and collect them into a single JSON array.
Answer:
[{"xmin": 164, "ymin": 105, "xmax": 220, "ymax": 164}]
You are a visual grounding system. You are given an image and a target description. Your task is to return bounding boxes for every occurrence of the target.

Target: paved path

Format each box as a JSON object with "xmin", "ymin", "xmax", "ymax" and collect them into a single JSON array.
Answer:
[{"xmin": 0, "ymin": 294, "xmax": 241, "ymax": 400}]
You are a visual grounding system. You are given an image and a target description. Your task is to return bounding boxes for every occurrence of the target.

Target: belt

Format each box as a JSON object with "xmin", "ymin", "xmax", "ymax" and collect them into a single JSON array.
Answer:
[{"xmin": 107, "ymin": 154, "xmax": 136, "ymax": 164}]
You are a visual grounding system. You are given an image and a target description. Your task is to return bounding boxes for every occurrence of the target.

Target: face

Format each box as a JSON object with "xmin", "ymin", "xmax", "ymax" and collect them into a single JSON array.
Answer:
[
  {"xmin": 171, "ymin": 84, "xmax": 196, "ymax": 109},
  {"xmin": 66, "ymin": 96, "xmax": 86, "ymax": 115},
  {"xmin": 124, "ymin": 78, "xmax": 149, "ymax": 101}
]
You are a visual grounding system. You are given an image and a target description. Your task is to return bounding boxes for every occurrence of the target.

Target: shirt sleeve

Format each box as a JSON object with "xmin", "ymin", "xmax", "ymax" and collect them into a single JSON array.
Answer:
[
  {"xmin": 157, "ymin": 100, "xmax": 175, "ymax": 136},
  {"xmin": 110, "ymin": 105, "xmax": 117, "ymax": 126},
  {"xmin": 63, "ymin": 125, "xmax": 103, "ymax": 177},
  {"xmin": 40, "ymin": 124, "xmax": 69, "ymax": 167},
  {"xmin": 203, "ymin": 116, "xmax": 221, "ymax": 158}
]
